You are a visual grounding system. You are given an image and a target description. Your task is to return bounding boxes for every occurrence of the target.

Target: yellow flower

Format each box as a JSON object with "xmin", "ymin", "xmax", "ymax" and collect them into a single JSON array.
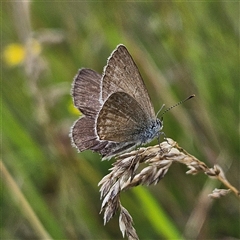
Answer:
[
  {"xmin": 3, "ymin": 43, "xmax": 25, "ymax": 66},
  {"xmin": 3, "ymin": 39, "xmax": 42, "ymax": 67}
]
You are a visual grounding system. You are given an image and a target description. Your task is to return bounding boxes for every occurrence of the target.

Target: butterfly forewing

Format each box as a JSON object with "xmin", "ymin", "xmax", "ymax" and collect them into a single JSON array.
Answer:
[
  {"xmin": 101, "ymin": 45, "xmax": 155, "ymax": 119},
  {"xmin": 72, "ymin": 69, "xmax": 102, "ymax": 117}
]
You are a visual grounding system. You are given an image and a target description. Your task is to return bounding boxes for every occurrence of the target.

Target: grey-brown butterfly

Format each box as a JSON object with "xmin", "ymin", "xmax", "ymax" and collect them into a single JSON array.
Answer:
[{"xmin": 71, "ymin": 44, "xmax": 163, "ymax": 159}]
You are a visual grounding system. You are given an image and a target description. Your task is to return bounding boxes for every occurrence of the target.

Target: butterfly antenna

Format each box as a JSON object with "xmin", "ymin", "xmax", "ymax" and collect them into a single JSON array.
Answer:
[
  {"xmin": 155, "ymin": 104, "xmax": 165, "ymax": 117},
  {"xmin": 158, "ymin": 94, "xmax": 195, "ymax": 117}
]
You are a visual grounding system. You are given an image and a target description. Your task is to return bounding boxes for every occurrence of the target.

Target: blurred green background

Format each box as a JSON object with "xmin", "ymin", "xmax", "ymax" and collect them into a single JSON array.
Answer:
[{"xmin": 2, "ymin": 2, "xmax": 239, "ymax": 239}]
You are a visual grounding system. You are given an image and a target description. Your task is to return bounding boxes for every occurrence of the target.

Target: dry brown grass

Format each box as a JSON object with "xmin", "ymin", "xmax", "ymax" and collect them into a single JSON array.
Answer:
[{"xmin": 98, "ymin": 138, "xmax": 240, "ymax": 240}]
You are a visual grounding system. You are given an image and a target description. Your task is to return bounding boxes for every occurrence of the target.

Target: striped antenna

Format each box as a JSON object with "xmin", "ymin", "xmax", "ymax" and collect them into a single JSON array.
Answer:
[{"xmin": 157, "ymin": 94, "xmax": 195, "ymax": 118}]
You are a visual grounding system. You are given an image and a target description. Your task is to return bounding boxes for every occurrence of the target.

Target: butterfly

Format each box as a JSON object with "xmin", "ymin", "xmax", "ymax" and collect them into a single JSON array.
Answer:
[{"xmin": 71, "ymin": 44, "xmax": 163, "ymax": 159}]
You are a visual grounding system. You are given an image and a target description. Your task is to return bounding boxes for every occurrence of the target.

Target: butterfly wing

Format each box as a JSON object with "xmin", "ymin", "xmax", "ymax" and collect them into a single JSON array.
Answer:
[
  {"xmin": 97, "ymin": 91, "xmax": 151, "ymax": 142},
  {"xmin": 72, "ymin": 68, "xmax": 102, "ymax": 117},
  {"xmin": 101, "ymin": 44, "xmax": 155, "ymax": 119},
  {"xmin": 71, "ymin": 69, "xmax": 108, "ymax": 151}
]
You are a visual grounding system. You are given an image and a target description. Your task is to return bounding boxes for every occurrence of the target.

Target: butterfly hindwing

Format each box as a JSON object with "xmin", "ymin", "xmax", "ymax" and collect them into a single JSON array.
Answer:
[{"xmin": 97, "ymin": 91, "xmax": 151, "ymax": 142}]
